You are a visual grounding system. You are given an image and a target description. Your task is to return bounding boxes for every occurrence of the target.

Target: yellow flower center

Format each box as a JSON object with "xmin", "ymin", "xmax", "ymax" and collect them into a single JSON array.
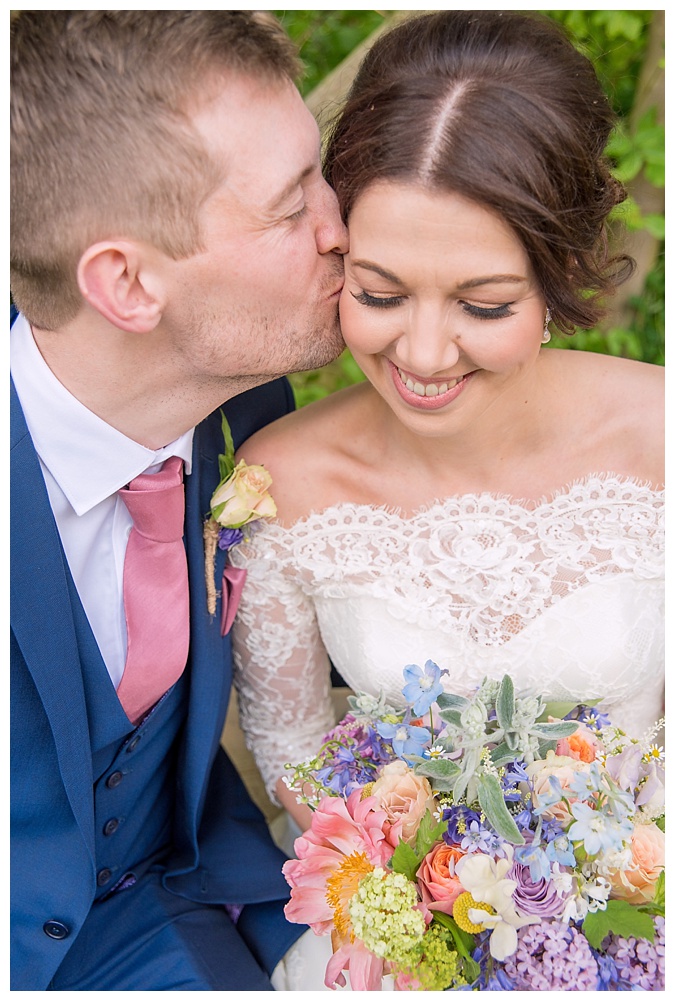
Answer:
[
  {"xmin": 453, "ymin": 891, "xmax": 496, "ymax": 934},
  {"xmin": 325, "ymin": 852, "xmax": 374, "ymax": 939},
  {"xmin": 360, "ymin": 782, "xmax": 375, "ymax": 799}
]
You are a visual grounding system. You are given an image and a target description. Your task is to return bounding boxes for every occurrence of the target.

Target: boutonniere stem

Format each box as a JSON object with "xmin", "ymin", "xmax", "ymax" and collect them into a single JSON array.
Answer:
[{"xmin": 204, "ymin": 410, "xmax": 276, "ymax": 619}]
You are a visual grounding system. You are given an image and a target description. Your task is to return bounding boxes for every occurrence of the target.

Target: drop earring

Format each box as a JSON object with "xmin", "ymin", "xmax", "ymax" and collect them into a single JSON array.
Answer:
[{"xmin": 542, "ymin": 307, "xmax": 552, "ymax": 344}]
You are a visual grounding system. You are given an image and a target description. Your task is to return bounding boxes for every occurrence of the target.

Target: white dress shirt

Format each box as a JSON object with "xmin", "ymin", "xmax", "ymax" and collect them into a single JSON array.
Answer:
[{"xmin": 10, "ymin": 313, "xmax": 194, "ymax": 687}]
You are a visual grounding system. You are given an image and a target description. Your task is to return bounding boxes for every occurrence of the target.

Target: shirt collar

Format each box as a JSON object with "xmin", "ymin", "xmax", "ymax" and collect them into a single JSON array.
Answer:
[{"xmin": 10, "ymin": 313, "xmax": 194, "ymax": 516}]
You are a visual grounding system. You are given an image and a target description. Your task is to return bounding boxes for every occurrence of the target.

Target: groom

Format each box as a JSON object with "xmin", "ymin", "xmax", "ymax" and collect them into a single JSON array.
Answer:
[{"xmin": 10, "ymin": 11, "xmax": 347, "ymax": 991}]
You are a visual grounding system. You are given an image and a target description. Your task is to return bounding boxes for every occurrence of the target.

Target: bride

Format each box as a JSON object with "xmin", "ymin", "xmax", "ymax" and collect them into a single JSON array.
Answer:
[{"xmin": 230, "ymin": 10, "xmax": 664, "ymax": 843}]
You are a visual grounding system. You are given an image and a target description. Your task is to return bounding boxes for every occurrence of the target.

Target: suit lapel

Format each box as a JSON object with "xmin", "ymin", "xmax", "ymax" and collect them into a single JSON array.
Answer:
[{"xmin": 10, "ymin": 383, "xmax": 95, "ymax": 856}]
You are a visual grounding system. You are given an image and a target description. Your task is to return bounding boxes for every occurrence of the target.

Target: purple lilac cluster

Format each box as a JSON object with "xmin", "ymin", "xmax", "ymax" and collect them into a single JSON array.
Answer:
[
  {"xmin": 217, "ymin": 527, "xmax": 244, "ymax": 550},
  {"xmin": 502, "ymin": 921, "xmax": 600, "ymax": 990},
  {"xmin": 605, "ymin": 915, "xmax": 665, "ymax": 990},
  {"xmin": 313, "ymin": 715, "xmax": 395, "ymax": 798}
]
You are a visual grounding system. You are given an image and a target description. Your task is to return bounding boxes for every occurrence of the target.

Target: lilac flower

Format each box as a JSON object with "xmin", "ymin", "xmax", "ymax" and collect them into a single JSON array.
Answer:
[
  {"xmin": 376, "ymin": 720, "xmax": 431, "ymax": 762},
  {"xmin": 502, "ymin": 920, "xmax": 600, "ymax": 990},
  {"xmin": 605, "ymin": 916, "xmax": 665, "ymax": 990},
  {"xmin": 401, "ymin": 660, "xmax": 444, "ymax": 717},
  {"xmin": 218, "ymin": 527, "xmax": 244, "ymax": 550}
]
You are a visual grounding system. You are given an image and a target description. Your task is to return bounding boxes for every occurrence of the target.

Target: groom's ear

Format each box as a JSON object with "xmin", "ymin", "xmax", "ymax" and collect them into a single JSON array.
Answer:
[{"xmin": 77, "ymin": 240, "xmax": 166, "ymax": 333}]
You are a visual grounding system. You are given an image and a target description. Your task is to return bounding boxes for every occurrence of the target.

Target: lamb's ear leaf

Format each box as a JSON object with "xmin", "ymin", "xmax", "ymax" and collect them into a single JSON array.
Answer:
[{"xmin": 476, "ymin": 771, "xmax": 524, "ymax": 844}]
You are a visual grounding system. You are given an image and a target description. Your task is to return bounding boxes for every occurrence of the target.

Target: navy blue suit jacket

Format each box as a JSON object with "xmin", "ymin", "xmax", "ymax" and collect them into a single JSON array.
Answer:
[{"xmin": 10, "ymin": 351, "xmax": 298, "ymax": 988}]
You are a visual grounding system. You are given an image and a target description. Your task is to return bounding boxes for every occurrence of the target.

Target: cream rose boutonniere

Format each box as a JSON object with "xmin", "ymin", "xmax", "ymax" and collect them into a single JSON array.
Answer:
[{"xmin": 203, "ymin": 411, "xmax": 276, "ymax": 629}]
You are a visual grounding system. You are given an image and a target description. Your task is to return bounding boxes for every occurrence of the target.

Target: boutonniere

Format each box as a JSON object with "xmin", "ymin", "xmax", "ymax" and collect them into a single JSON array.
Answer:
[{"xmin": 203, "ymin": 411, "xmax": 276, "ymax": 632}]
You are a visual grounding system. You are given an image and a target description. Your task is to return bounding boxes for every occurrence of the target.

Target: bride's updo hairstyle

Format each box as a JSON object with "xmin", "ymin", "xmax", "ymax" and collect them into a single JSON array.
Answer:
[{"xmin": 324, "ymin": 10, "xmax": 634, "ymax": 333}]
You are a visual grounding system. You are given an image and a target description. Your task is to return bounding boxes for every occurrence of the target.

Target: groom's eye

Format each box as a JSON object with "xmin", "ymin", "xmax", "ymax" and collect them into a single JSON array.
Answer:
[{"xmin": 351, "ymin": 290, "xmax": 406, "ymax": 309}]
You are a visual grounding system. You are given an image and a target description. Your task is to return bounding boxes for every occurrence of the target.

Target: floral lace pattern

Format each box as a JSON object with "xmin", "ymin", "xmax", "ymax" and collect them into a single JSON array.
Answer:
[{"xmin": 231, "ymin": 476, "xmax": 664, "ymax": 802}]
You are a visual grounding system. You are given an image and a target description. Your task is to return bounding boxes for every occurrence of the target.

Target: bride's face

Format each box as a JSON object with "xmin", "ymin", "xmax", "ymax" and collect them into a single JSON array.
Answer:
[{"xmin": 340, "ymin": 182, "xmax": 547, "ymax": 437}]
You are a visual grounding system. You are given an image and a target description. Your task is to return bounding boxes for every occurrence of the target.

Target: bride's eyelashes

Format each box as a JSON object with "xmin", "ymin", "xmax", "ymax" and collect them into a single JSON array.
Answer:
[
  {"xmin": 351, "ymin": 290, "xmax": 406, "ymax": 310},
  {"xmin": 351, "ymin": 289, "xmax": 515, "ymax": 320}
]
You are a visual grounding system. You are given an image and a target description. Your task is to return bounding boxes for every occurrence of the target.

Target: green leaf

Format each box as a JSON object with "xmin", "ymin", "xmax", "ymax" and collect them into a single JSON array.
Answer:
[
  {"xmin": 414, "ymin": 809, "xmax": 447, "ymax": 860},
  {"xmin": 495, "ymin": 674, "xmax": 514, "ymax": 729},
  {"xmin": 531, "ymin": 721, "xmax": 578, "ymax": 739},
  {"xmin": 490, "ymin": 741, "xmax": 519, "ymax": 766},
  {"xmin": 476, "ymin": 772, "xmax": 524, "ymax": 844},
  {"xmin": 389, "ymin": 839, "xmax": 420, "ymax": 881},
  {"xmin": 415, "ymin": 758, "xmax": 462, "ymax": 781},
  {"xmin": 538, "ymin": 699, "xmax": 598, "ymax": 722},
  {"xmin": 583, "ymin": 900, "xmax": 655, "ymax": 950},
  {"xmin": 655, "ymin": 815, "xmax": 665, "ymax": 833},
  {"xmin": 218, "ymin": 409, "xmax": 236, "ymax": 480},
  {"xmin": 437, "ymin": 708, "xmax": 463, "ymax": 727},
  {"xmin": 437, "ymin": 693, "xmax": 471, "ymax": 712},
  {"xmin": 431, "ymin": 913, "xmax": 475, "ymax": 960}
]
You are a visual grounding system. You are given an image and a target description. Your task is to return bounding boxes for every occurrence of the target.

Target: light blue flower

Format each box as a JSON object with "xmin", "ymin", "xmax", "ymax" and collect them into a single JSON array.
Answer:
[
  {"xmin": 401, "ymin": 660, "xmax": 444, "ymax": 717},
  {"xmin": 545, "ymin": 835, "xmax": 576, "ymax": 868},
  {"xmin": 376, "ymin": 721, "xmax": 431, "ymax": 761},
  {"xmin": 567, "ymin": 801, "xmax": 632, "ymax": 856},
  {"xmin": 514, "ymin": 842, "xmax": 551, "ymax": 883},
  {"xmin": 532, "ymin": 774, "xmax": 564, "ymax": 815}
]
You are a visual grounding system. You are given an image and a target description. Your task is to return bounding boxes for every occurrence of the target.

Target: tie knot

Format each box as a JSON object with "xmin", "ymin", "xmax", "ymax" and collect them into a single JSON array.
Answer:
[{"xmin": 119, "ymin": 455, "xmax": 185, "ymax": 542}]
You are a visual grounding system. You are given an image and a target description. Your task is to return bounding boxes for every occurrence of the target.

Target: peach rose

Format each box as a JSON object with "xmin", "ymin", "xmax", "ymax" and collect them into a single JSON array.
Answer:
[
  {"xmin": 556, "ymin": 723, "xmax": 602, "ymax": 763},
  {"xmin": 416, "ymin": 842, "xmax": 466, "ymax": 915},
  {"xmin": 526, "ymin": 751, "xmax": 595, "ymax": 827},
  {"xmin": 607, "ymin": 823, "xmax": 665, "ymax": 905},
  {"xmin": 210, "ymin": 459, "xmax": 276, "ymax": 528},
  {"xmin": 370, "ymin": 760, "xmax": 435, "ymax": 845}
]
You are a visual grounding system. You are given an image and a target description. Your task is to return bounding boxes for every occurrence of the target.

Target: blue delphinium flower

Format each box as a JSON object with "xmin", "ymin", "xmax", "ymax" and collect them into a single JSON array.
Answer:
[
  {"xmin": 401, "ymin": 660, "xmax": 444, "ymax": 717},
  {"xmin": 376, "ymin": 720, "xmax": 431, "ymax": 762},
  {"xmin": 443, "ymin": 805, "xmax": 482, "ymax": 846}
]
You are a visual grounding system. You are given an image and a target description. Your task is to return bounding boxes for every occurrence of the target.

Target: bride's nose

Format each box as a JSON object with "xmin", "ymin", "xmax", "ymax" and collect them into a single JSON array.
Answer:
[{"xmin": 394, "ymin": 307, "xmax": 461, "ymax": 377}]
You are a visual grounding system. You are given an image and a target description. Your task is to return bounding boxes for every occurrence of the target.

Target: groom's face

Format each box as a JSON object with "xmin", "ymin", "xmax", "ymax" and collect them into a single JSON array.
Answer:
[{"xmin": 164, "ymin": 73, "xmax": 348, "ymax": 387}]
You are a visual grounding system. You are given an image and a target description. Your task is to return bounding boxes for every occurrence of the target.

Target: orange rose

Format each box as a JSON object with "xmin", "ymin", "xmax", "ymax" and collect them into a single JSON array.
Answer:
[
  {"xmin": 416, "ymin": 841, "xmax": 466, "ymax": 915},
  {"xmin": 370, "ymin": 760, "xmax": 435, "ymax": 845},
  {"xmin": 556, "ymin": 723, "xmax": 602, "ymax": 763},
  {"xmin": 607, "ymin": 823, "xmax": 665, "ymax": 905}
]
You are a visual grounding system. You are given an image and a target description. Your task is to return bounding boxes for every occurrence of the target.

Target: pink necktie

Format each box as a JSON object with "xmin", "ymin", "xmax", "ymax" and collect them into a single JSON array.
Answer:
[{"xmin": 117, "ymin": 455, "xmax": 190, "ymax": 724}]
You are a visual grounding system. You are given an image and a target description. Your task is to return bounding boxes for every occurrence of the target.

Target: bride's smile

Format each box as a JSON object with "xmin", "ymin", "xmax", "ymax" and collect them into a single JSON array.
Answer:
[{"xmin": 340, "ymin": 183, "xmax": 547, "ymax": 435}]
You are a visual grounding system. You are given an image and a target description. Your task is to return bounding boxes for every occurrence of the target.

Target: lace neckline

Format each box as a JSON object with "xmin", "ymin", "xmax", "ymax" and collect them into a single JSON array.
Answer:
[{"xmin": 277, "ymin": 472, "xmax": 663, "ymax": 533}]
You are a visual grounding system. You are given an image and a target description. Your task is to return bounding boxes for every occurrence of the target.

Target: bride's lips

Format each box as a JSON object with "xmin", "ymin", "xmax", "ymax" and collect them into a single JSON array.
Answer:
[{"xmin": 388, "ymin": 360, "xmax": 474, "ymax": 410}]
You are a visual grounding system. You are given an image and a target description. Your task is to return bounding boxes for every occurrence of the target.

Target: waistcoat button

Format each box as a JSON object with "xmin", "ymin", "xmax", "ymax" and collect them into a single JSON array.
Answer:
[
  {"xmin": 106, "ymin": 770, "xmax": 124, "ymax": 788},
  {"xmin": 97, "ymin": 868, "xmax": 113, "ymax": 886},
  {"xmin": 126, "ymin": 735, "xmax": 141, "ymax": 753},
  {"xmin": 103, "ymin": 818, "xmax": 120, "ymax": 836},
  {"xmin": 43, "ymin": 920, "xmax": 70, "ymax": 940}
]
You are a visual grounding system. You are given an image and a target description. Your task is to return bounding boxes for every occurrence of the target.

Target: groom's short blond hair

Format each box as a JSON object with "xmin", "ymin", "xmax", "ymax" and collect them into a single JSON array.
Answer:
[{"xmin": 11, "ymin": 11, "xmax": 301, "ymax": 330}]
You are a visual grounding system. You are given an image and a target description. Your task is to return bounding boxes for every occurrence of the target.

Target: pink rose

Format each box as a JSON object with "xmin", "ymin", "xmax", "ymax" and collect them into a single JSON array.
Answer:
[
  {"xmin": 416, "ymin": 841, "xmax": 466, "ymax": 915},
  {"xmin": 556, "ymin": 723, "xmax": 602, "ymax": 763},
  {"xmin": 526, "ymin": 751, "xmax": 595, "ymax": 827},
  {"xmin": 607, "ymin": 823, "xmax": 665, "ymax": 905},
  {"xmin": 370, "ymin": 760, "xmax": 435, "ymax": 846}
]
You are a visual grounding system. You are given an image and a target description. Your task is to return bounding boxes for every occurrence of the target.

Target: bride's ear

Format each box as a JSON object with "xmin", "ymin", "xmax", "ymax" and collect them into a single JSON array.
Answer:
[{"xmin": 77, "ymin": 240, "xmax": 166, "ymax": 333}]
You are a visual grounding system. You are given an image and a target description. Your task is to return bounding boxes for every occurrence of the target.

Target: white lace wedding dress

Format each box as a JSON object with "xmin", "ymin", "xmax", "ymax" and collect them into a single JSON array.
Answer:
[{"xmin": 231, "ymin": 475, "xmax": 664, "ymax": 807}]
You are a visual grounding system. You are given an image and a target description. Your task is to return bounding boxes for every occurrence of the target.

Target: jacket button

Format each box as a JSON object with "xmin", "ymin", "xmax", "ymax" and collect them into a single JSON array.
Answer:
[
  {"xmin": 106, "ymin": 770, "xmax": 124, "ymax": 788},
  {"xmin": 97, "ymin": 868, "xmax": 113, "ymax": 886},
  {"xmin": 43, "ymin": 920, "xmax": 70, "ymax": 940},
  {"xmin": 103, "ymin": 818, "xmax": 120, "ymax": 837}
]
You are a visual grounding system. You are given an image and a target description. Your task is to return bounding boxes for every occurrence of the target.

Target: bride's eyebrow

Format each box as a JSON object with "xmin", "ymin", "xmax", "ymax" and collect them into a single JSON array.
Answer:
[
  {"xmin": 456, "ymin": 275, "xmax": 528, "ymax": 290},
  {"xmin": 351, "ymin": 260, "xmax": 402, "ymax": 283}
]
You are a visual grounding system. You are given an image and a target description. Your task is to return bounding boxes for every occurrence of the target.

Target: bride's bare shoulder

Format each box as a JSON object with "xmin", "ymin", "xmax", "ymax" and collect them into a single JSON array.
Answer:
[
  {"xmin": 236, "ymin": 382, "xmax": 374, "ymax": 524},
  {"xmin": 551, "ymin": 350, "xmax": 664, "ymax": 484}
]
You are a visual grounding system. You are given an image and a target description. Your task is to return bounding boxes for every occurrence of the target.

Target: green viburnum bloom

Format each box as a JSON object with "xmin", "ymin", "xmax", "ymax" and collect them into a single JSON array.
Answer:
[
  {"xmin": 396, "ymin": 923, "xmax": 468, "ymax": 990},
  {"xmin": 348, "ymin": 868, "xmax": 425, "ymax": 964}
]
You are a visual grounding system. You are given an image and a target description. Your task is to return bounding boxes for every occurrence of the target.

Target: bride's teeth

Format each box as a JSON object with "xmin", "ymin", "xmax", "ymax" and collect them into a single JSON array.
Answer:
[{"xmin": 397, "ymin": 367, "xmax": 464, "ymax": 397}]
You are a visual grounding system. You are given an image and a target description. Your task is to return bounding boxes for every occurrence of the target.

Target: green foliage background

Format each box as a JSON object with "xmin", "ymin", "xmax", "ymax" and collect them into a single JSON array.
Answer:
[{"xmin": 273, "ymin": 10, "xmax": 665, "ymax": 407}]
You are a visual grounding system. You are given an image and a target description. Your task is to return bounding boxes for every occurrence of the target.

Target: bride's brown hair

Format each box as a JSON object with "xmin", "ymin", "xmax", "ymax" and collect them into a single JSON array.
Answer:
[{"xmin": 324, "ymin": 10, "xmax": 633, "ymax": 333}]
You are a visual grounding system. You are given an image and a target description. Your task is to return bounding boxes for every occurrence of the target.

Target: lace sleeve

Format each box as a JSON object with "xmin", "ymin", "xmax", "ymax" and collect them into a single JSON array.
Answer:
[{"xmin": 230, "ymin": 528, "xmax": 337, "ymax": 805}]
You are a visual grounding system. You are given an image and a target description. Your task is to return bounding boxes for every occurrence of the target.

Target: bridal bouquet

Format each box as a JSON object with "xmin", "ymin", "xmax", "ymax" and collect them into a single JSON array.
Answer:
[{"xmin": 282, "ymin": 665, "xmax": 665, "ymax": 991}]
